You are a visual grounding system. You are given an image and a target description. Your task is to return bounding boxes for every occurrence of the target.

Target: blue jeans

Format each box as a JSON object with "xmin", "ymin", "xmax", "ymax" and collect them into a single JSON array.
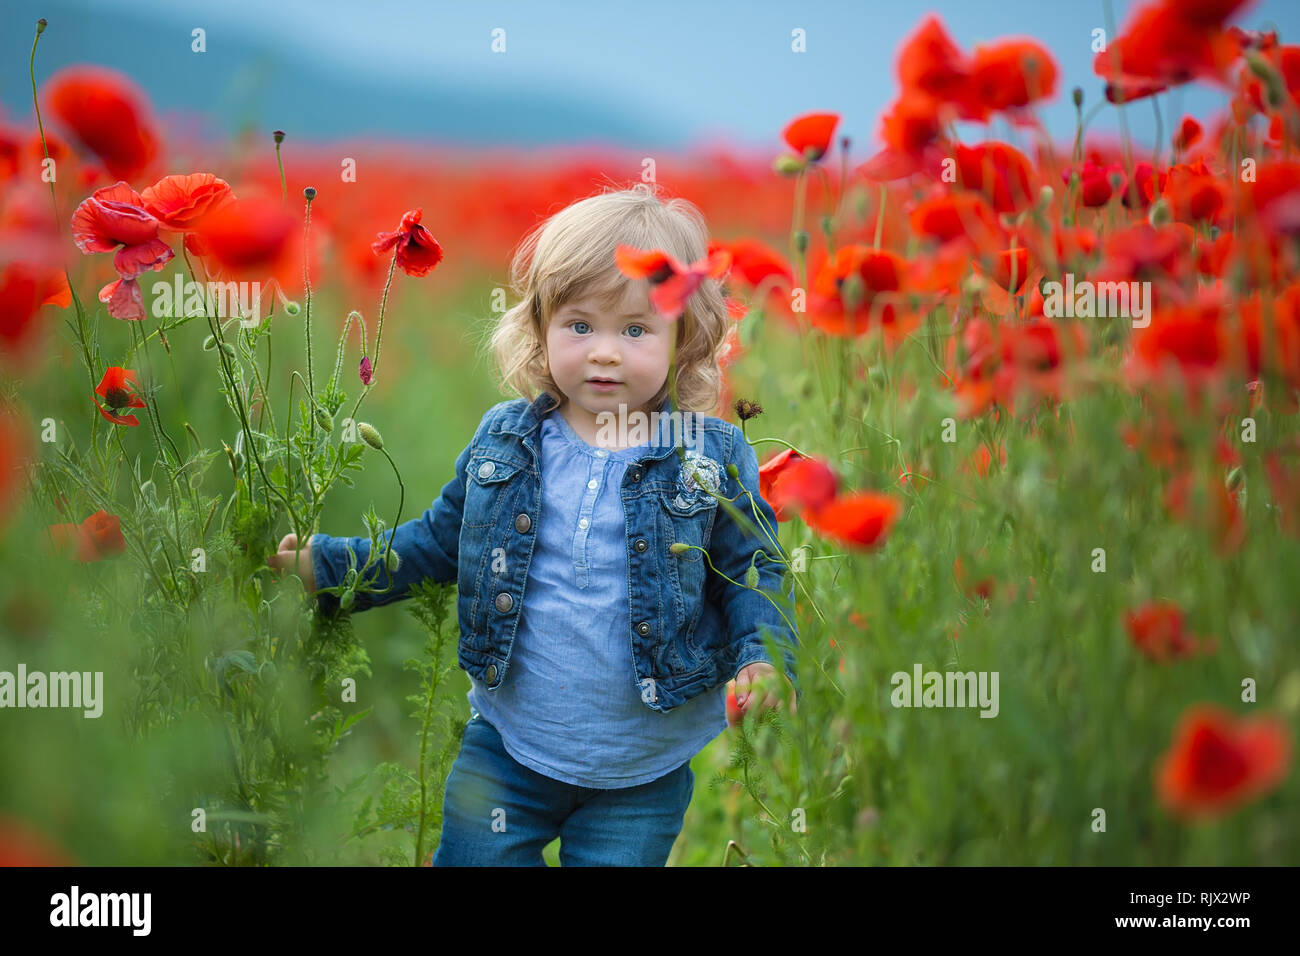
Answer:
[{"xmin": 431, "ymin": 714, "xmax": 695, "ymax": 866}]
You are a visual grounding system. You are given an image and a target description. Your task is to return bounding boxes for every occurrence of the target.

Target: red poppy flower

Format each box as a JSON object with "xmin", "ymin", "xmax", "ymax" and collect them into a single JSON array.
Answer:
[
  {"xmin": 725, "ymin": 684, "xmax": 743, "ymax": 727},
  {"xmin": 70, "ymin": 180, "xmax": 173, "ymax": 280},
  {"xmin": 47, "ymin": 508, "xmax": 127, "ymax": 562},
  {"xmin": 0, "ymin": 814, "xmax": 76, "ymax": 866},
  {"xmin": 1093, "ymin": 1, "xmax": 1245, "ymax": 101},
  {"xmin": 1243, "ymin": 161, "xmax": 1300, "ymax": 241},
  {"xmin": 711, "ymin": 238, "xmax": 793, "ymax": 290},
  {"xmin": 767, "ymin": 455, "xmax": 838, "ymax": 519},
  {"xmin": 908, "ymin": 191, "xmax": 1005, "ymax": 250},
  {"xmin": 1173, "ymin": 115, "xmax": 1203, "ymax": 152},
  {"xmin": 140, "ymin": 173, "xmax": 235, "ymax": 232},
  {"xmin": 954, "ymin": 141, "xmax": 1036, "ymax": 213},
  {"xmin": 860, "ymin": 91, "xmax": 949, "ymax": 180},
  {"xmin": 92, "ymin": 366, "xmax": 146, "ymax": 426},
  {"xmin": 372, "ymin": 208, "xmax": 444, "ymax": 278},
  {"xmin": 1122, "ymin": 161, "xmax": 1157, "ymax": 209},
  {"xmin": 194, "ymin": 195, "xmax": 297, "ymax": 277},
  {"xmin": 0, "ymin": 261, "xmax": 70, "ymax": 356},
  {"xmin": 782, "ymin": 112, "xmax": 839, "ymax": 163},
  {"xmin": 991, "ymin": 246, "xmax": 1030, "ymax": 292},
  {"xmin": 43, "ymin": 66, "xmax": 161, "ymax": 182},
  {"xmin": 758, "ymin": 447, "xmax": 805, "ymax": 521},
  {"xmin": 804, "ymin": 492, "xmax": 902, "ymax": 550},
  {"xmin": 1064, "ymin": 159, "xmax": 1124, "ymax": 207},
  {"xmin": 1156, "ymin": 705, "xmax": 1290, "ymax": 819},
  {"xmin": 967, "ymin": 39, "xmax": 1059, "ymax": 115},
  {"xmin": 1154, "ymin": 158, "xmax": 1228, "ymax": 224},
  {"xmin": 614, "ymin": 245, "xmax": 731, "ymax": 321},
  {"xmin": 1124, "ymin": 600, "xmax": 1211, "ymax": 661},
  {"xmin": 897, "ymin": 15, "xmax": 971, "ymax": 103},
  {"xmin": 807, "ymin": 245, "xmax": 918, "ymax": 337},
  {"xmin": 0, "ymin": 409, "xmax": 30, "ymax": 527}
]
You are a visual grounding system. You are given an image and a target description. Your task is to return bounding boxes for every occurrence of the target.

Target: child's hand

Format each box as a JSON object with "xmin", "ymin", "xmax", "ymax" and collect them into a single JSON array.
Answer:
[
  {"xmin": 729, "ymin": 662, "xmax": 796, "ymax": 725},
  {"xmin": 269, "ymin": 533, "xmax": 316, "ymax": 592}
]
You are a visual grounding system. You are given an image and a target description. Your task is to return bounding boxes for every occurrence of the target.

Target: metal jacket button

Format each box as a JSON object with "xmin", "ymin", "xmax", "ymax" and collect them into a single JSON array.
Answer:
[
  {"xmin": 495, "ymin": 592, "xmax": 513, "ymax": 612},
  {"xmin": 633, "ymin": 538, "xmax": 648, "ymax": 552},
  {"xmin": 630, "ymin": 468, "xmax": 643, "ymax": 481},
  {"xmin": 515, "ymin": 513, "xmax": 531, "ymax": 533},
  {"xmin": 635, "ymin": 621, "xmax": 650, "ymax": 636},
  {"xmin": 477, "ymin": 461, "xmax": 495, "ymax": 479},
  {"xmin": 485, "ymin": 663, "xmax": 498, "ymax": 683}
]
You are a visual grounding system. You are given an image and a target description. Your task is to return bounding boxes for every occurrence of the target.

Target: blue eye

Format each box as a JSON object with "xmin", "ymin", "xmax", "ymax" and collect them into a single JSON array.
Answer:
[
  {"xmin": 572, "ymin": 320, "xmax": 591, "ymax": 334},
  {"xmin": 627, "ymin": 325, "xmax": 644, "ymax": 338}
]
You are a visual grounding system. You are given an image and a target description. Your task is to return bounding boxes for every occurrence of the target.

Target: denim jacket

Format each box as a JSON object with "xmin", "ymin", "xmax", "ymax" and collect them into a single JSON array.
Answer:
[{"xmin": 311, "ymin": 390, "xmax": 799, "ymax": 713}]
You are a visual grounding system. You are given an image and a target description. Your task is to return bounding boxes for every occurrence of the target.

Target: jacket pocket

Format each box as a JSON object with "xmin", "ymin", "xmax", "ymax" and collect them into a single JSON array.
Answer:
[
  {"xmin": 659, "ymin": 489, "xmax": 718, "ymax": 665},
  {"xmin": 463, "ymin": 453, "xmax": 525, "ymax": 528}
]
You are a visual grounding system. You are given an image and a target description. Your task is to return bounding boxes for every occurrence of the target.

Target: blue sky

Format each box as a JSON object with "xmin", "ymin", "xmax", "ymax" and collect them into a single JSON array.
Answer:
[{"xmin": 4, "ymin": 0, "xmax": 1298, "ymax": 156}]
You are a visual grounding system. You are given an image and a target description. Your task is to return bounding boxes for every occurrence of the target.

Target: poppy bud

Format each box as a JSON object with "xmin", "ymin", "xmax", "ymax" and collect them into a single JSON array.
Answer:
[
  {"xmin": 203, "ymin": 334, "xmax": 217, "ymax": 351},
  {"xmin": 841, "ymin": 272, "xmax": 864, "ymax": 313},
  {"xmin": 339, "ymin": 588, "xmax": 355, "ymax": 611},
  {"xmin": 386, "ymin": 548, "xmax": 401, "ymax": 573},
  {"xmin": 795, "ymin": 230, "xmax": 809, "ymax": 255},
  {"xmin": 1148, "ymin": 198, "xmax": 1171, "ymax": 227},
  {"xmin": 303, "ymin": 186, "xmax": 317, "ymax": 201},
  {"xmin": 344, "ymin": 568, "xmax": 358, "ymax": 588},
  {"xmin": 669, "ymin": 542, "xmax": 690, "ymax": 555},
  {"xmin": 1037, "ymin": 185, "xmax": 1054, "ymax": 212},
  {"xmin": 773, "ymin": 154, "xmax": 804, "ymax": 176},
  {"xmin": 1072, "ymin": 87, "xmax": 1083, "ymax": 109},
  {"xmin": 727, "ymin": 462, "xmax": 739, "ymax": 479},
  {"xmin": 1226, "ymin": 466, "xmax": 1244, "ymax": 492},
  {"xmin": 220, "ymin": 342, "xmax": 236, "ymax": 359},
  {"xmin": 37, "ymin": 17, "xmax": 47, "ymax": 34},
  {"xmin": 285, "ymin": 301, "xmax": 301, "ymax": 315},
  {"xmin": 358, "ymin": 422, "xmax": 383, "ymax": 449},
  {"xmin": 745, "ymin": 565, "xmax": 760, "ymax": 588},
  {"xmin": 1246, "ymin": 52, "xmax": 1286, "ymax": 109},
  {"xmin": 273, "ymin": 130, "xmax": 285, "ymax": 144},
  {"xmin": 314, "ymin": 406, "xmax": 334, "ymax": 432}
]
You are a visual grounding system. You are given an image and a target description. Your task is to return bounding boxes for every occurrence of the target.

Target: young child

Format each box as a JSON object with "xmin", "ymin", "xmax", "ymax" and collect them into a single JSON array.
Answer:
[{"xmin": 270, "ymin": 183, "xmax": 799, "ymax": 866}]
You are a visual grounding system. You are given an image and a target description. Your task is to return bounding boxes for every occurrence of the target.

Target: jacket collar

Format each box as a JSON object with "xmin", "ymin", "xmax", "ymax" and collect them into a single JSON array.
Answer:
[{"xmin": 495, "ymin": 390, "xmax": 685, "ymax": 463}]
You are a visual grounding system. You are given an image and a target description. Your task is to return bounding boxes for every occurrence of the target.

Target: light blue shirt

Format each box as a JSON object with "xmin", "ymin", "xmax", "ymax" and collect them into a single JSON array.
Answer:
[{"xmin": 466, "ymin": 406, "xmax": 727, "ymax": 788}]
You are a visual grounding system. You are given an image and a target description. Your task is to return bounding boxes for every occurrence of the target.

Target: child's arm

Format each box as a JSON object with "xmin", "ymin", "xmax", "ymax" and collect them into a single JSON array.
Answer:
[
  {"xmin": 706, "ymin": 423, "xmax": 800, "ymax": 694},
  {"xmin": 307, "ymin": 419, "xmax": 485, "ymax": 615}
]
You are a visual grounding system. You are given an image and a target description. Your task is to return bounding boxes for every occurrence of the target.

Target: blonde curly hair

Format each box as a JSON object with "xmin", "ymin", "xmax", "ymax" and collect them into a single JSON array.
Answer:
[{"xmin": 484, "ymin": 181, "xmax": 733, "ymax": 416}]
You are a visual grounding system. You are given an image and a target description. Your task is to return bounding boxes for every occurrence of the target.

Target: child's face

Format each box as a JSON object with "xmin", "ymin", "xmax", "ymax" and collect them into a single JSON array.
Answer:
[{"xmin": 544, "ymin": 280, "xmax": 674, "ymax": 436}]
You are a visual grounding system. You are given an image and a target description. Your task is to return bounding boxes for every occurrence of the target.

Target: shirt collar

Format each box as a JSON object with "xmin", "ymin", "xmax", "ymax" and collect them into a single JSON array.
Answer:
[{"xmin": 496, "ymin": 391, "xmax": 684, "ymax": 463}]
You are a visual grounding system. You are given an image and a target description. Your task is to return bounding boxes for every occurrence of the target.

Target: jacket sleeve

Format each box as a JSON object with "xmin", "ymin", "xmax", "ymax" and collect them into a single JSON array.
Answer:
[
  {"xmin": 705, "ymin": 423, "xmax": 800, "ymax": 693},
  {"xmin": 310, "ymin": 410, "xmax": 490, "ymax": 615}
]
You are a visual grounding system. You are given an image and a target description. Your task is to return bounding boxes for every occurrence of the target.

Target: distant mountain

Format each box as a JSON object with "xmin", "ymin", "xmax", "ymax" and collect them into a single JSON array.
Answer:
[{"xmin": 2, "ymin": 0, "xmax": 685, "ymax": 148}]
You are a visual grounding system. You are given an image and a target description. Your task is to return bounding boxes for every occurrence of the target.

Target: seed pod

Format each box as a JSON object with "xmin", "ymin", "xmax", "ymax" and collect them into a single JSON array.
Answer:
[
  {"xmin": 304, "ymin": 186, "xmax": 317, "ymax": 200},
  {"xmin": 773, "ymin": 154, "xmax": 804, "ymax": 176},
  {"xmin": 339, "ymin": 589, "xmax": 355, "ymax": 611},
  {"xmin": 669, "ymin": 542, "xmax": 689, "ymax": 555},
  {"xmin": 1148, "ymin": 198, "xmax": 1172, "ymax": 227},
  {"xmin": 358, "ymin": 422, "xmax": 384, "ymax": 450},
  {"xmin": 386, "ymin": 548, "xmax": 402, "ymax": 573},
  {"xmin": 314, "ymin": 406, "xmax": 334, "ymax": 432},
  {"xmin": 726, "ymin": 462, "xmax": 740, "ymax": 479},
  {"xmin": 745, "ymin": 565, "xmax": 760, "ymax": 589}
]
